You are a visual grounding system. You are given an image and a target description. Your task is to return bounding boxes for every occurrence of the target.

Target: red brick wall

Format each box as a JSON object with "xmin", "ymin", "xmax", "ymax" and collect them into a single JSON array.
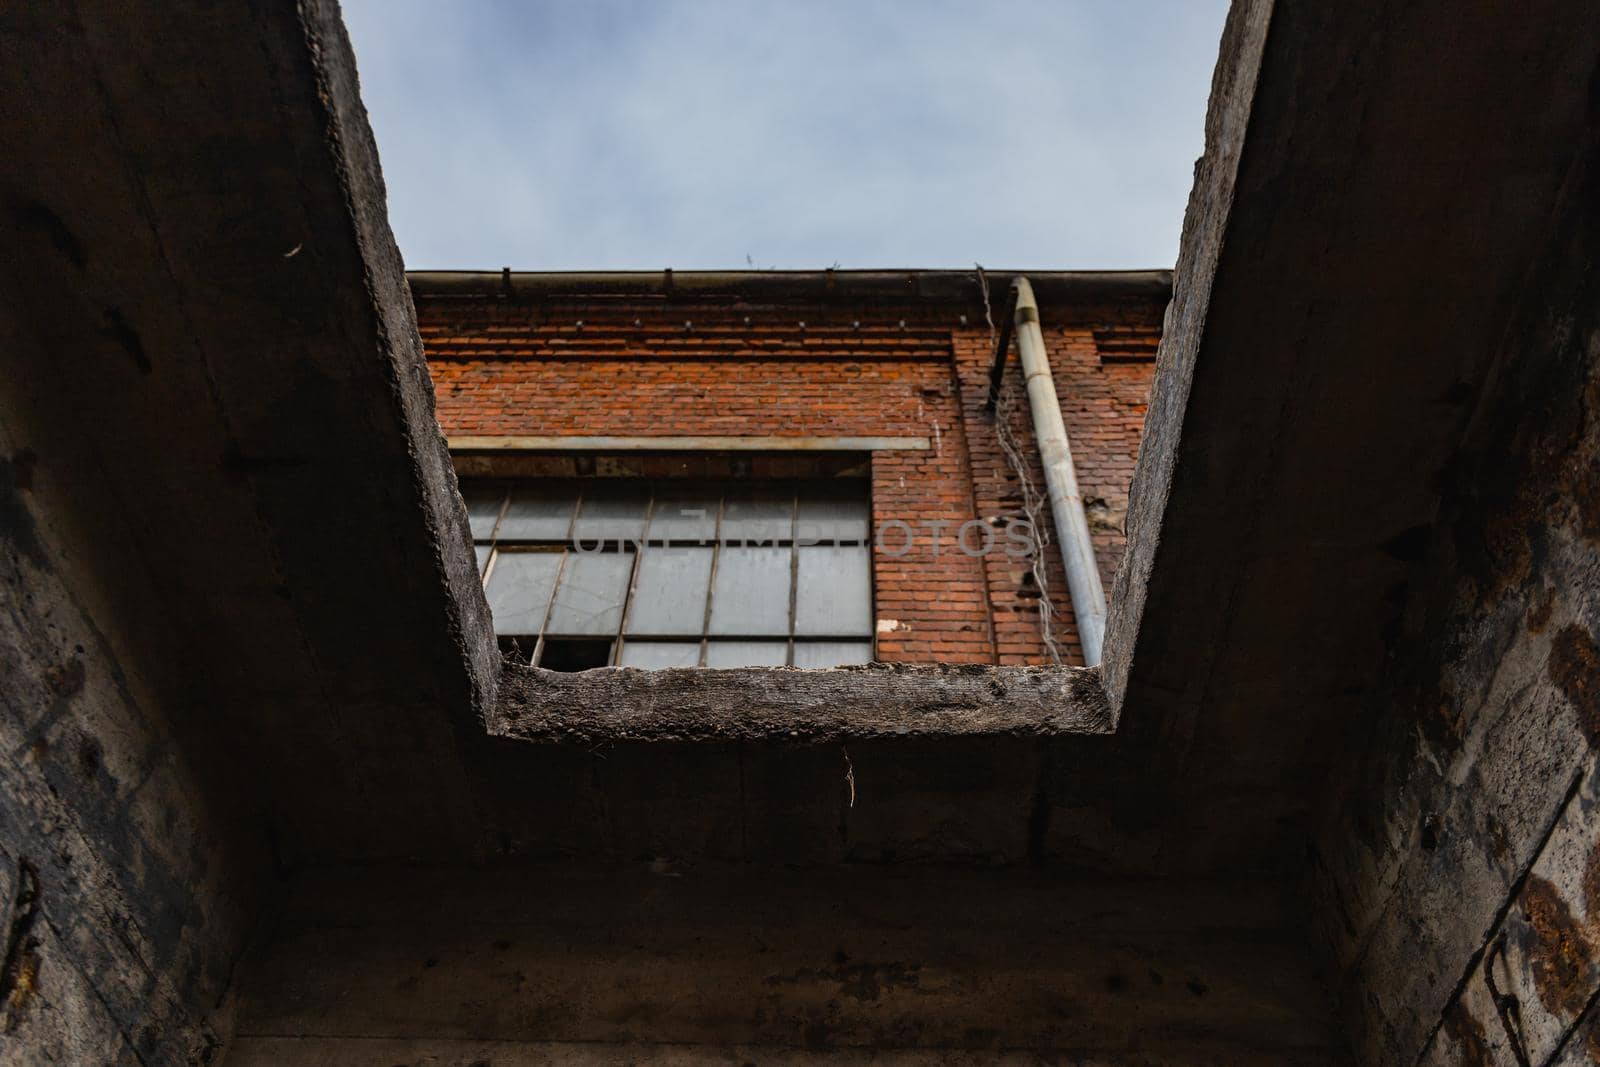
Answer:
[
  {"xmin": 953, "ymin": 317, "xmax": 1156, "ymax": 665},
  {"xmin": 417, "ymin": 291, "xmax": 1158, "ymax": 666}
]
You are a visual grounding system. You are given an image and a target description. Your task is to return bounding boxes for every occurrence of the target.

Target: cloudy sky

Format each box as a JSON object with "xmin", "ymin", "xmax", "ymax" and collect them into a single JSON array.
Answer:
[{"xmin": 342, "ymin": 1, "xmax": 1228, "ymax": 271}]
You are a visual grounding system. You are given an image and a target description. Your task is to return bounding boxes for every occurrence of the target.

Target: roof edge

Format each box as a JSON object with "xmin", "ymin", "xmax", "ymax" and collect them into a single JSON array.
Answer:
[{"xmin": 406, "ymin": 268, "xmax": 1172, "ymax": 305}]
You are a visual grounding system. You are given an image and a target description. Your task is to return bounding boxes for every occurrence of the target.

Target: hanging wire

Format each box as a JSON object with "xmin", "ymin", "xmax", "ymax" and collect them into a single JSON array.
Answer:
[{"xmin": 976, "ymin": 266, "xmax": 1064, "ymax": 665}]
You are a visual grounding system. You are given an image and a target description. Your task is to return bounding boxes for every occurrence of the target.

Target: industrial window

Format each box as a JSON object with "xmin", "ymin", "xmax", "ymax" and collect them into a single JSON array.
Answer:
[{"xmin": 465, "ymin": 479, "xmax": 875, "ymax": 669}]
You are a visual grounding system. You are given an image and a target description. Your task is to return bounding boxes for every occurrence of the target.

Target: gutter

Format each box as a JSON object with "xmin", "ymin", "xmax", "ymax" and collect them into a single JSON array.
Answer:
[{"xmin": 407, "ymin": 268, "xmax": 1171, "ymax": 307}]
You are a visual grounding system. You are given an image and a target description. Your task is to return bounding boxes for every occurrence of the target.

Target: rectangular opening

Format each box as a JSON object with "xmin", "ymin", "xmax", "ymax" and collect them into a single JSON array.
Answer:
[
  {"xmin": 538, "ymin": 638, "xmax": 614, "ymax": 673},
  {"xmin": 466, "ymin": 453, "xmax": 875, "ymax": 670}
]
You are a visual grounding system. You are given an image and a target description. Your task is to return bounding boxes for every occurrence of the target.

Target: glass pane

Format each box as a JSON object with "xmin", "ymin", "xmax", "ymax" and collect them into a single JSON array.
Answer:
[
  {"xmin": 793, "ymin": 641, "xmax": 873, "ymax": 668},
  {"xmin": 618, "ymin": 641, "xmax": 702, "ymax": 668},
  {"xmin": 795, "ymin": 544, "xmax": 872, "ymax": 635},
  {"xmin": 475, "ymin": 544, "xmax": 491, "ymax": 574},
  {"xmin": 709, "ymin": 546, "xmax": 792, "ymax": 635},
  {"xmin": 484, "ymin": 550, "xmax": 561, "ymax": 635},
  {"xmin": 499, "ymin": 488, "xmax": 576, "ymax": 540},
  {"xmin": 572, "ymin": 485, "xmax": 649, "ymax": 543},
  {"xmin": 705, "ymin": 641, "xmax": 789, "ymax": 667},
  {"xmin": 546, "ymin": 551, "xmax": 633, "ymax": 635},
  {"xmin": 626, "ymin": 547, "xmax": 712, "ymax": 635},
  {"xmin": 720, "ymin": 489, "xmax": 794, "ymax": 544},
  {"xmin": 647, "ymin": 493, "xmax": 719, "ymax": 542},
  {"xmin": 797, "ymin": 493, "xmax": 870, "ymax": 543},
  {"xmin": 464, "ymin": 487, "xmax": 505, "ymax": 539}
]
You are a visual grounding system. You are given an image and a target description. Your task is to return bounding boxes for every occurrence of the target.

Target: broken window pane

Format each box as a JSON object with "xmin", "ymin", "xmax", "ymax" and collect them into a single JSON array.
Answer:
[
  {"xmin": 709, "ymin": 546, "xmax": 791, "ymax": 635},
  {"xmin": 484, "ymin": 550, "xmax": 562, "ymax": 635},
  {"xmin": 793, "ymin": 640, "xmax": 873, "ymax": 668},
  {"xmin": 705, "ymin": 641, "xmax": 789, "ymax": 667},
  {"xmin": 546, "ymin": 551, "xmax": 633, "ymax": 635},
  {"xmin": 572, "ymin": 485, "xmax": 649, "ymax": 543},
  {"xmin": 499, "ymin": 489, "xmax": 576, "ymax": 540},
  {"xmin": 539, "ymin": 638, "xmax": 613, "ymax": 671},
  {"xmin": 720, "ymin": 489, "xmax": 794, "ymax": 544},
  {"xmin": 794, "ymin": 544, "xmax": 872, "ymax": 635},
  {"xmin": 626, "ymin": 546, "xmax": 712, "ymax": 635},
  {"xmin": 618, "ymin": 641, "xmax": 702, "ymax": 668},
  {"xmin": 462, "ymin": 474, "xmax": 875, "ymax": 668},
  {"xmin": 647, "ymin": 493, "xmax": 719, "ymax": 542}
]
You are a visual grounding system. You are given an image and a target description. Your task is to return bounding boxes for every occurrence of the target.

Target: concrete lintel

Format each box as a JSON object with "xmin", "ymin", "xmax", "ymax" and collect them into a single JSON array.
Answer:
[
  {"xmin": 493, "ymin": 663, "xmax": 1111, "ymax": 744},
  {"xmin": 450, "ymin": 434, "xmax": 930, "ymax": 452}
]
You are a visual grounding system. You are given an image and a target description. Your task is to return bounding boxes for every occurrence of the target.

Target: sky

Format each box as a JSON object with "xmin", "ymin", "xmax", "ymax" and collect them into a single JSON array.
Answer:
[{"xmin": 341, "ymin": 0, "xmax": 1229, "ymax": 272}]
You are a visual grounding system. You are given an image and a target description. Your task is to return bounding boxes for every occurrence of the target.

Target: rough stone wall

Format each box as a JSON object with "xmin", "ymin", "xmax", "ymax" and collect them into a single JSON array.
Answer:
[
  {"xmin": 1310, "ymin": 145, "xmax": 1600, "ymax": 1065},
  {"xmin": 0, "ymin": 445, "xmax": 257, "ymax": 1064},
  {"xmin": 417, "ymin": 291, "xmax": 1156, "ymax": 665}
]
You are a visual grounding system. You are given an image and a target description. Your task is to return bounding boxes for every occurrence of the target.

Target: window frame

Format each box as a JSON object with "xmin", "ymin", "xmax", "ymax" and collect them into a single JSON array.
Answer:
[{"xmin": 470, "ymin": 476, "xmax": 876, "ymax": 669}]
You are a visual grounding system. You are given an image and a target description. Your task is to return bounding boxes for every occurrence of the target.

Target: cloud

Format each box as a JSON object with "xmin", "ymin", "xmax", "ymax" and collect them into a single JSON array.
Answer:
[{"xmin": 341, "ymin": 0, "xmax": 1228, "ymax": 270}]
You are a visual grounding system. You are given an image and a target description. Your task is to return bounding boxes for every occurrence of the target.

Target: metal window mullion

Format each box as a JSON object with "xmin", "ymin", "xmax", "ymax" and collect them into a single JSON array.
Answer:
[
  {"xmin": 614, "ymin": 493, "xmax": 655, "ymax": 666},
  {"xmin": 625, "ymin": 633, "xmax": 722, "ymax": 642},
  {"xmin": 531, "ymin": 483, "xmax": 581, "ymax": 665},
  {"xmin": 786, "ymin": 487, "xmax": 799, "ymax": 666},
  {"xmin": 688, "ymin": 633, "xmax": 859, "ymax": 641},
  {"xmin": 698, "ymin": 493, "xmax": 726, "ymax": 667},
  {"xmin": 479, "ymin": 488, "xmax": 513, "ymax": 589},
  {"xmin": 566, "ymin": 484, "xmax": 581, "ymax": 545},
  {"xmin": 533, "ymin": 547, "xmax": 571, "ymax": 668},
  {"xmin": 865, "ymin": 474, "xmax": 879, "ymax": 663},
  {"xmin": 489, "ymin": 486, "xmax": 512, "ymax": 541}
]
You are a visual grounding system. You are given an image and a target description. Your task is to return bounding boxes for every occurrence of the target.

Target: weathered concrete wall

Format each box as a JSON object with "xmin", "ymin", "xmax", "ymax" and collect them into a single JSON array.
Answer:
[
  {"xmin": 0, "ymin": 0, "xmax": 503, "ymax": 1061},
  {"xmin": 478, "ymin": 664, "xmax": 1167, "ymax": 870},
  {"xmin": 1311, "ymin": 124, "xmax": 1600, "ymax": 1065},
  {"xmin": 0, "ymin": 436, "xmax": 258, "ymax": 1062},
  {"xmin": 24, "ymin": 0, "xmax": 1600, "ymax": 1057},
  {"xmin": 1103, "ymin": 0, "xmax": 1600, "ymax": 886},
  {"xmin": 1, "ymin": 0, "xmax": 502, "ymax": 870},
  {"xmin": 227, "ymin": 862, "xmax": 1344, "ymax": 1065},
  {"xmin": 495, "ymin": 662, "xmax": 1110, "ymax": 743}
]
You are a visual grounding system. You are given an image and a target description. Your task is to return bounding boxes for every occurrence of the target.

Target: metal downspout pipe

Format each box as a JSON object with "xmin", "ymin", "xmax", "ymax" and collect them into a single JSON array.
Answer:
[{"xmin": 1011, "ymin": 276, "xmax": 1107, "ymax": 666}]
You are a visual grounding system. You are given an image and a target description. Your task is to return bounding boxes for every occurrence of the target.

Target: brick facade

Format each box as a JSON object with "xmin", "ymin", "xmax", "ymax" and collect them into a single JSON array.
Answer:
[{"xmin": 416, "ymin": 273, "xmax": 1162, "ymax": 666}]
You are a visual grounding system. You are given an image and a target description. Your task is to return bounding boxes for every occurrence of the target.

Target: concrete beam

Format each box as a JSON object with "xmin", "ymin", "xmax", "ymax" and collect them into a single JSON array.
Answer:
[
  {"xmin": 0, "ymin": 0, "xmax": 495, "ymax": 861},
  {"xmin": 493, "ymin": 663, "xmax": 1111, "ymax": 744},
  {"xmin": 229, "ymin": 862, "xmax": 1340, "ymax": 1064},
  {"xmin": 1102, "ymin": 0, "xmax": 1600, "ymax": 866}
]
